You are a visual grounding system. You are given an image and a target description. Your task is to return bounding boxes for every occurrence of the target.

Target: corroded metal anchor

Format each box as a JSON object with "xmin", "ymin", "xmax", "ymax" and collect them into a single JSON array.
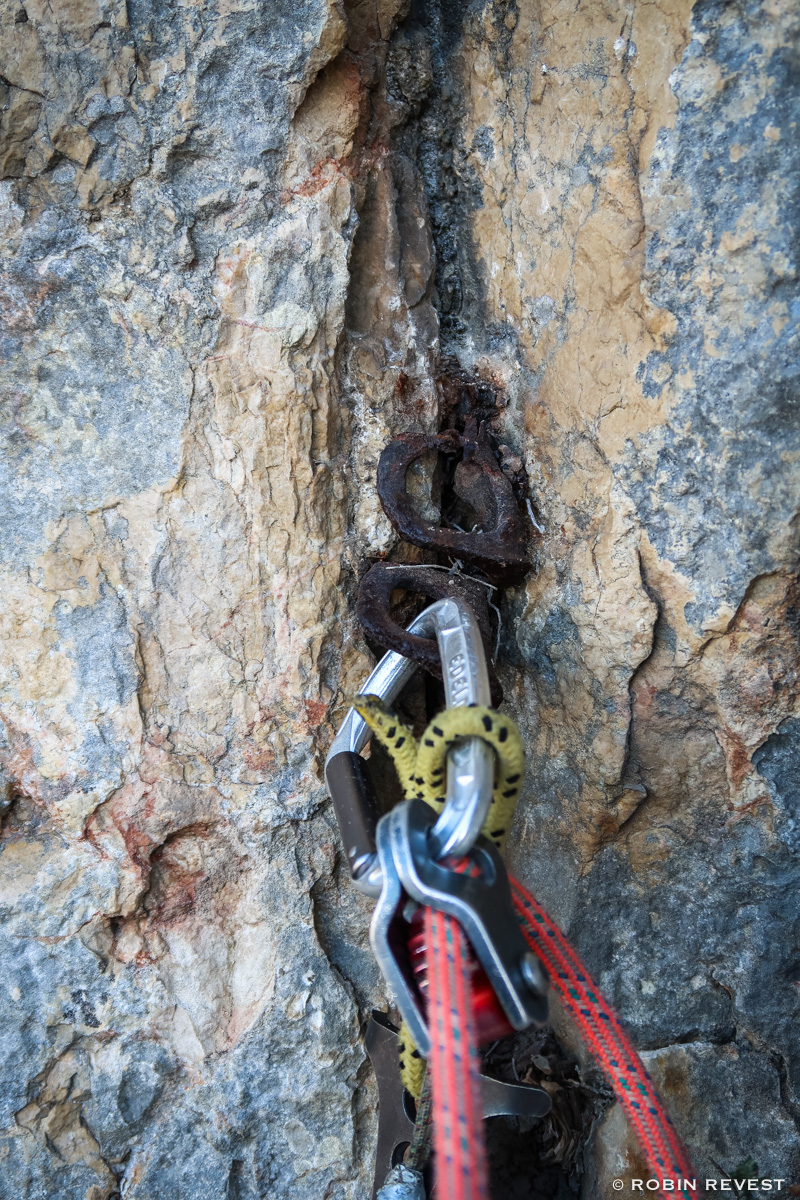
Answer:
[
  {"xmin": 357, "ymin": 418, "xmax": 534, "ymax": 706},
  {"xmin": 357, "ymin": 561, "xmax": 504, "ymax": 706},
  {"xmin": 376, "ymin": 422, "xmax": 531, "ymax": 587}
]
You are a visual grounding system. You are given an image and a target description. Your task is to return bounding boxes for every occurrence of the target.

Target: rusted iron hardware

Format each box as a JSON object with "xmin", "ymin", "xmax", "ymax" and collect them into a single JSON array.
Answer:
[
  {"xmin": 357, "ymin": 562, "xmax": 503, "ymax": 707},
  {"xmin": 376, "ymin": 423, "xmax": 530, "ymax": 588}
]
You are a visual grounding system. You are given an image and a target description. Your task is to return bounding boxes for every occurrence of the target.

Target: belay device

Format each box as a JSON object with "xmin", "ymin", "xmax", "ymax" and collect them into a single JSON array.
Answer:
[
  {"xmin": 326, "ymin": 596, "xmax": 701, "ymax": 1199},
  {"xmin": 326, "ymin": 599, "xmax": 551, "ymax": 1197}
]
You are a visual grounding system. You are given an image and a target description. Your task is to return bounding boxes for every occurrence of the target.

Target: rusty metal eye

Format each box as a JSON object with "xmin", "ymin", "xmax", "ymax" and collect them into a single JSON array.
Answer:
[
  {"xmin": 376, "ymin": 425, "xmax": 532, "ymax": 588},
  {"xmin": 357, "ymin": 562, "xmax": 503, "ymax": 706}
]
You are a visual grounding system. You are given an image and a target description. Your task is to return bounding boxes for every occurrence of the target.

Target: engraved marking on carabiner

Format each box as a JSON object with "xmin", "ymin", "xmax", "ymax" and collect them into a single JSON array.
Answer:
[{"xmin": 448, "ymin": 651, "xmax": 469, "ymax": 704}]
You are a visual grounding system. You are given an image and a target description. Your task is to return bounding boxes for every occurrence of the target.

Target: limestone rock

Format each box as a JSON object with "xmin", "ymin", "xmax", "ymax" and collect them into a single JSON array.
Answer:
[{"xmin": 0, "ymin": 0, "xmax": 797, "ymax": 1196}]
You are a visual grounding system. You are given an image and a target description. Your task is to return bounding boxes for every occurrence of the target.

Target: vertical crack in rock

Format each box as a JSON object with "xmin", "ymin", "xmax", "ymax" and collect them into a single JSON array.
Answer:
[
  {"xmin": 365, "ymin": 0, "xmax": 800, "ymax": 1188},
  {"xmin": 0, "ymin": 0, "xmax": 797, "ymax": 1195}
]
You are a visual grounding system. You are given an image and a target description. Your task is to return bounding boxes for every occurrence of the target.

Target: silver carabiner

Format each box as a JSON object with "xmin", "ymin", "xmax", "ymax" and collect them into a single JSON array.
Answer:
[
  {"xmin": 325, "ymin": 597, "xmax": 494, "ymax": 896},
  {"xmin": 371, "ymin": 799, "xmax": 548, "ymax": 1056}
]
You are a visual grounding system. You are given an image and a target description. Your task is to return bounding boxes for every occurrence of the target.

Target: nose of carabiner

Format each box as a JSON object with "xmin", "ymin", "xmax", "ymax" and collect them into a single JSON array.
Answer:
[{"xmin": 325, "ymin": 597, "xmax": 496, "ymax": 895}]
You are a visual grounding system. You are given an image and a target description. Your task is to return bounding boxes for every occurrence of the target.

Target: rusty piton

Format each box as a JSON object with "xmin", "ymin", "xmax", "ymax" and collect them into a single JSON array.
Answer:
[{"xmin": 376, "ymin": 424, "xmax": 530, "ymax": 588}]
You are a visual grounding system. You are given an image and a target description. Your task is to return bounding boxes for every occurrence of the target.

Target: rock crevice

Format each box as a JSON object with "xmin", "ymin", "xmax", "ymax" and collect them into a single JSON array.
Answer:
[{"xmin": 0, "ymin": 0, "xmax": 798, "ymax": 1196}]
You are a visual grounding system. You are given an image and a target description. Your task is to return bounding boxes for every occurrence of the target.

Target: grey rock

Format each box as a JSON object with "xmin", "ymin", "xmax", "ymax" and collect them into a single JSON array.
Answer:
[
  {"xmin": 620, "ymin": 0, "xmax": 800, "ymax": 633},
  {"xmin": 0, "ymin": 0, "xmax": 797, "ymax": 1197}
]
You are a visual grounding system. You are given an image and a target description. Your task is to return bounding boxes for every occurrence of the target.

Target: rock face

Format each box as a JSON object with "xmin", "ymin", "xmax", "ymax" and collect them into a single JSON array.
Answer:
[{"xmin": 0, "ymin": 0, "xmax": 797, "ymax": 1197}]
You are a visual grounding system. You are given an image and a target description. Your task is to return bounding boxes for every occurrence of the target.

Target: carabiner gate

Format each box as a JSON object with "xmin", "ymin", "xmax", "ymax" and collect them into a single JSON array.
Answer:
[{"xmin": 324, "ymin": 597, "xmax": 495, "ymax": 896}]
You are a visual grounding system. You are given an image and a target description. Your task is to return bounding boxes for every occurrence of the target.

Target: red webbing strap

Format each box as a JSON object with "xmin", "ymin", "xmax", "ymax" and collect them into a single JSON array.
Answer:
[
  {"xmin": 425, "ymin": 905, "xmax": 490, "ymax": 1200},
  {"xmin": 511, "ymin": 876, "xmax": 701, "ymax": 1199}
]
